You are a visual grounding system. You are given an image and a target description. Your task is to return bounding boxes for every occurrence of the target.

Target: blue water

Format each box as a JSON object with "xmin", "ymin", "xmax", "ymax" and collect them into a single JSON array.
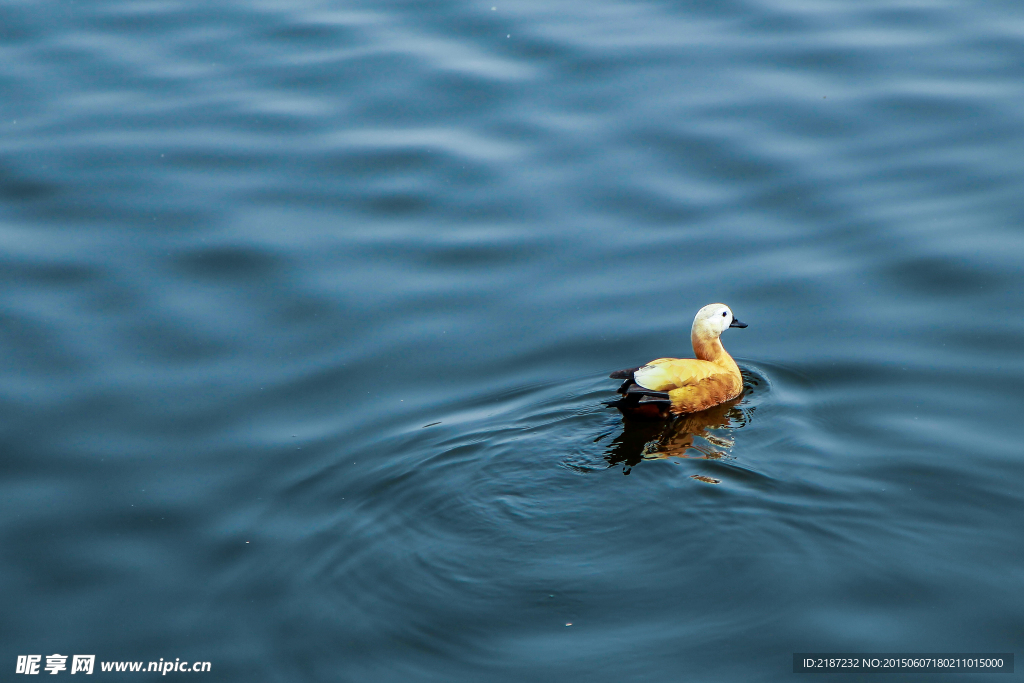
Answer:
[{"xmin": 2, "ymin": 0, "xmax": 1023, "ymax": 680}]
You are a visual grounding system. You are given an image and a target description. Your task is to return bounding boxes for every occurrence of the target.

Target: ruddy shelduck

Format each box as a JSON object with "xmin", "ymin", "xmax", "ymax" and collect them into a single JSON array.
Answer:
[{"xmin": 609, "ymin": 303, "xmax": 748, "ymax": 418}]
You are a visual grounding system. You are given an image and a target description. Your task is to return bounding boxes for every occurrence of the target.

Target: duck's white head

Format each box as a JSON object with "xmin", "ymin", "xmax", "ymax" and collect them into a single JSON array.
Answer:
[{"xmin": 692, "ymin": 303, "xmax": 747, "ymax": 340}]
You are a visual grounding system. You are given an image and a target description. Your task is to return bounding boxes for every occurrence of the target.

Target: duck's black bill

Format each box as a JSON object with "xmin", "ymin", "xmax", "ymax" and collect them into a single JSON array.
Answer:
[{"xmin": 729, "ymin": 318, "xmax": 748, "ymax": 328}]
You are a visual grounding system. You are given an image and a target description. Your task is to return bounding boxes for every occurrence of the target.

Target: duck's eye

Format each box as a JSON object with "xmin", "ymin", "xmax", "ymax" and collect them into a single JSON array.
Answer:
[{"xmin": 722, "ymin": 312, "xmax": 727, "ymax": 317}]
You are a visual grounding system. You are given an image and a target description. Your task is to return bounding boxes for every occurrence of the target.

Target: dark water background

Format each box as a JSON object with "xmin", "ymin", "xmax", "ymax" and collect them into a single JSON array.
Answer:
[{"xmin": 2, "ymin": 0, "xmax": 1023, "ymax": 680}]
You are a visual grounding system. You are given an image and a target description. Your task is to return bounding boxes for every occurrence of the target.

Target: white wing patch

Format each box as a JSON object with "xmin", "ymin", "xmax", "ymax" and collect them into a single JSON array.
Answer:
[
  {"xmin": 634, "ymin": 363, "xmax": 678, "ymax": 391},
  {"xmin": 633, "ymin": 358, "xmax": 719, "ymax": 392}
]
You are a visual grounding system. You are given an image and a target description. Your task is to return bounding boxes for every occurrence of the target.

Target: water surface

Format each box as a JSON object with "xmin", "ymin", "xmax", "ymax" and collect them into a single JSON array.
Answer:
[{"xmin": 1, "ymin": 0, "xmax": 1023, "ymax": 680}]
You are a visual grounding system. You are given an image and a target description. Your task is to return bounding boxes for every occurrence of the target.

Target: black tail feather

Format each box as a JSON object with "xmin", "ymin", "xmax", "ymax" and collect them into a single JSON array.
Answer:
[
  {"xmin": 607, "ymin": 365, "xmax": 672, "ymax": 419},
  {"xmin": 609, "ymin": 366, "xmax": 640, "ymax": 380}
]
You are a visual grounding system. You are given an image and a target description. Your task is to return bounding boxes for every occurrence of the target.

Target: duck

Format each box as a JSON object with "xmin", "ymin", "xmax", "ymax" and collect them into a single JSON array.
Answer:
[{"xmin": 608, "ymin": 303, "xmax": 748, "ymax": 418}]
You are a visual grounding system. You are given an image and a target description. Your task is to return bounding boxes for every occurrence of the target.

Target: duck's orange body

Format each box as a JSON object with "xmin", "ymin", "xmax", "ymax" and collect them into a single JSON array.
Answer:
[{"xmin": 609, "ymin": 303, "xmax": 747, "ymax": 417}]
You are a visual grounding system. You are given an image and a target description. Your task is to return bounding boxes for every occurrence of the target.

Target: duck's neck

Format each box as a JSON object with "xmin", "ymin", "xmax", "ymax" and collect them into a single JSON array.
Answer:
[{"xmin": 692, "ymin": 333, "xmax": 738, "ymax": 371}]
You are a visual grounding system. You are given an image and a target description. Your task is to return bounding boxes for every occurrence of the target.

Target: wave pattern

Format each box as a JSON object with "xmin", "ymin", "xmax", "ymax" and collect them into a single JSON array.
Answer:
[{"xmin": 1, "ymin": 0, "xmax": 1023, "ymax": 680}]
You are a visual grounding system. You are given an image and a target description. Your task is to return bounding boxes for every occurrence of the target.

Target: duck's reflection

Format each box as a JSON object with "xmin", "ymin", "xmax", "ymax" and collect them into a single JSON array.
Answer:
[{"xmin": 602, "ymin": 394, "xmax": 753, "ymax": 477}]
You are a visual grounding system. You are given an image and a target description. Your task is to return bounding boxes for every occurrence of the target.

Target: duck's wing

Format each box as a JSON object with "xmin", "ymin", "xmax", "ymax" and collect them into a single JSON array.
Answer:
[
  {"xmin": 624, "ymin": 384, "xmax": 670, "ymax": 399},
  {"xmin": 609, "ymin": 358, "xmax": 679, "ymax": 383},
  {"xmin": 633, "ymin": 358, "xmax": 722, "ymax": 392}
]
